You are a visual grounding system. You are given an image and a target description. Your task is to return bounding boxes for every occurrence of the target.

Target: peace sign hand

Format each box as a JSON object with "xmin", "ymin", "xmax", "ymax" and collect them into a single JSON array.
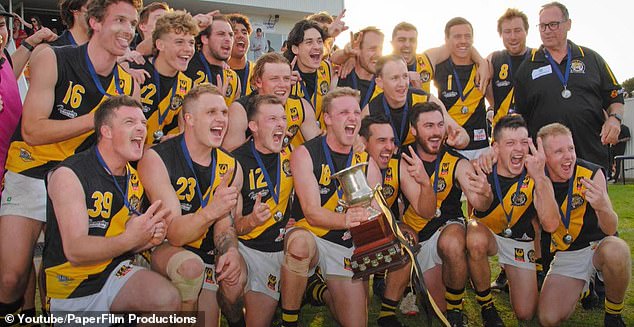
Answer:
[
  {"xmin": 525, "ymin": 137, "xmax": 546, "ymax": 179},
  {"xmin": 401, "ymin": 146, "xmax": 430, "ymax": 186}
]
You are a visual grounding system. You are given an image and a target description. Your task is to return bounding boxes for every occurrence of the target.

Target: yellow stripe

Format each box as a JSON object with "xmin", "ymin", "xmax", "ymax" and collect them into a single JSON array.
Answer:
[{"xmin": 604, "ymin": 63, "xmax": 618, "ymax": 86}]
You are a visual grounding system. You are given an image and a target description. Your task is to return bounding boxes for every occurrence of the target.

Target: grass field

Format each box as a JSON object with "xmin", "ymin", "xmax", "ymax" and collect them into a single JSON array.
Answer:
[{"xmin": 296, "ymin": 183, "xmax": 634, "ymax": 327}]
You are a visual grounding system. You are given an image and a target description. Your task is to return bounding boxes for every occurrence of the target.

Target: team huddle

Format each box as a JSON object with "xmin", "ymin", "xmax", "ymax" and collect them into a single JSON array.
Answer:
[{"xmin": 0, "ymin": 0, "xmax": 630, "ymax": 327}]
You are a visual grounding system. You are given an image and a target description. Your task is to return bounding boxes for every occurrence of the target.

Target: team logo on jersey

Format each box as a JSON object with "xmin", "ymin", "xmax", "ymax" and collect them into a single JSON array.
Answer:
[
  {"xmin": 571, "ymin": 194, "xmax": 585, "ymax": 209},
  {"xmin": 521, "ymin": 176, "xmax": 530, "ymax": 188},
  {"xmin": 441, "ymin": 162, "xmax": 450, "ymax": 175},
  {"xmin": 511, "ymin": 192, "xmax": 527, "ymax": 206},
  {"xmin": 115, "ymin": 265, "xmax": 132, "ymax": 277},
  {"xmin": 275, "ymin": 228, "xmax": 286, "ymax": 242},
  {"xmin": 420, "ymin": 71, "xmax": 431, "ymax": 83},
  {"xmin": 179, "ymin": 79, "xmax": 188, "ymax": 92},
  {"xmin": 382, "ymin": 185, "xmax": 395, "ymax": 198},
  {"xmin": 267, "ymin": 274, "xmax": 278, "ymax": 291},
  {"xmin": 282, "ymin": 159, "xmax": 291, "ymax": 177},
  {"xmin": 437, "ymin": 177, "xmax": 447, "ymax": 192},
  {"xmin": 343, "ymin": 257, "xmax": 352, "ymax": 271},
  {"xmin": 225, "ymin": 83, "xmax": 233, "ymax": 98},
  {"xmin": 170, "ymin": 94, "xmax": 183, "ymax": 110},
  {"xmin": 290, "ymin": 106, "xmax": 300, "ymax": 122},
  {"xmin": 287, "ymin": 125, "xmax": 300, "ymax": 138},
  {"xmin": 385, "ymin": 167, "xmax": 393, "ymax": 182},
  {"xmin": 118, "ymin": 79, "xmax": 126, "ymax": 92},
  {"xmin": 319, "ymin": 81, "xmax": 329, "ymax": 96},
  {"xmin": 570, "ymin": 60, "xmax": 585, "ymax": 74},
  {"xmin": 129, "ymin": 195, "xmax": 140, "ymax": 213},
  {"xmin": 130, "ymin": 173, "xmax": 140, "ymax": 190},
  {"xmin": 142, "ymin": 105, "xmax": 151, "ymax": 113},
  {"xmin": 514, "ymin": 248, "xmax": 525, "ymax": 262},
  {"xmin": 204, "ymin": 266, "xmax": 216, "ymax": 285},
  {"xmin": 19, "ymin": 148, "xmax": 34, "ymax": 162},
  {"xmin": 219, "ymin": 163, "xmax": 229, "ymax": 175},
  {"xmin": 527, "ymin": 249, "xmax": 536, "ymax": 263}
]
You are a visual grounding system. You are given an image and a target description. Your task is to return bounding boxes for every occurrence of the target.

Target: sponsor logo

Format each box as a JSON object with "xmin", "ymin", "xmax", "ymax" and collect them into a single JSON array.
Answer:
[
  {"xmin": 204, "ymin": 266, "xmax": 216, "ymax": 285},
  {"xmin": 267, "ymin": 274, "xmax": 278, "ymax": 291},
  {"xmin": 495, "ymin": 80, "xmax": 511, "ymax": 88},
  {"xmin": 115, "ymin": 265, "xmax": 132, "ymax": 277},
  {"xmin": 89, "ymin": 219, "xmax": 109, "ymax": 229},
  {"xmin": 181, "ymin": 203, "xmax": 192, "ymax": 212},
  {"xmin": 19, "ymin": 148, "xmax": 34, "ymax": 162},
  {"xmin": 56, "ymin": 105, "xmax": 78, "ymax": 119},
  {"xmin": 514, "ymin": 248, "xmax": 525, "ymax": 262},
  {"xmin": 442, "ymin": 91, "xmax": 458, "ymax": 98}
]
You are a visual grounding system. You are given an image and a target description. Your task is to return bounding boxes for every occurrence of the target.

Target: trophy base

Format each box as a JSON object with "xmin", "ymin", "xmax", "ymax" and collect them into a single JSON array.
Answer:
[{"xmin": 350, "ymin": 237, "xmax": 409, "ymax": 280}]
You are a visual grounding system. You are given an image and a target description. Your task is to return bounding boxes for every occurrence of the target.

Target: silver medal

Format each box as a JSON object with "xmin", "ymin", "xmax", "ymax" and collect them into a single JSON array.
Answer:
[
  {"xmin": 461, "ymin": 106, "xmax": 469, "ymax": 114},
  {"xmin": 563, "ymin": 233, "xmax": 573, "ymax": 244},
  {"xmin": 561, "ymin": 88, "xmax": 571, "ymax": 99},
  {"xmin": 502, "ymin": 227, "xmax": 513, "ymax": 238},
  {"xmin": 274, "ymin": 210, "xmax": 283, "ymax": 222},
  {"xmin": 153, "ymin": 130, "xmax": 164, "ymax": 142},
  {"xmin": 283, "ymin": 136, "xmax": 290, "ymax": 148},
  {"xmin": 434, "ymin": 208, "xmax": 442, "ymax": 218},
  {"xmin": 335, "ymin": 204, "xmax": 344, "ymax": 213}
]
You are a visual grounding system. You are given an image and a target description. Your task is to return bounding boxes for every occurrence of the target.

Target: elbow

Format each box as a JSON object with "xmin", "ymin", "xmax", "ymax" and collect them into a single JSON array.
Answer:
[
  {"xmin": 541, "ymin": 218, "xmax": 559, "ymax": 233},
  {"xmin": 21, "ymin": 125, "xmax": 41, "ymax": 146},
  {"xmin": 64, "ymin": 250, "xmax": 89, "ymax": 267}
]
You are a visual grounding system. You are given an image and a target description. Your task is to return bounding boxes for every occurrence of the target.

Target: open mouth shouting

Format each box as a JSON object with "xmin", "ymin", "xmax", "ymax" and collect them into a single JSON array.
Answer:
[{"xmin": 344, "ymin": 123, "xmax": 357, "ymax": 137}]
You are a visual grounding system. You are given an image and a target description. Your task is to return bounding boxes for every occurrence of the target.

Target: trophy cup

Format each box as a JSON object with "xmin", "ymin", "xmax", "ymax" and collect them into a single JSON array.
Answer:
[{"xmin": 332, "ymin": 162, "xmax": 408, "ymax": 279}]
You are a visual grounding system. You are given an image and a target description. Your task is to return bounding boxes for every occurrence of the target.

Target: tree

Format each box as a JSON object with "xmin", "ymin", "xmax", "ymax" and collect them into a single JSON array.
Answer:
[{"xmin": 623, "ymin": 77, "xmax": 634, "ymax": 94}]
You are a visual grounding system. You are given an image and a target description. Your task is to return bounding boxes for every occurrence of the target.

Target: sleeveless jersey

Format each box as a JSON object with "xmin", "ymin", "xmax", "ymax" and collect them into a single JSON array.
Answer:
[
  {"xmin": 473, "ymin": 169, "xmax": 536, "ymax": 240},
  {"xmin": 337, "ymin": 69, "xmax": 382, "ymax": 108},
  {"xmin": 408, "ymin": 53, "xmax": 434, "ymax": 93},
  {"xmin": 233, "ymin": 142, "xmax": 293, "ymax": 252},
  {"xmin": 381, "ymin": 157, "xmax": 400, "ymax": 220},
  {"xmin": 133, "ymin": 57, "xmax": 192, "ymax": 144},
  {"xmin": 152, "ymin": 134, "xmax": 236, "ymax": 262},
  {"xmin": 234, "ymin": 60, "xmax": 255, "ymax": 96},
  {"xmin": 292, "ymin": 135, "xmax": 369, "ymax": 247},
  {"xmin": 402, "ymin": 149, "xmax": 464, "ymax": 241},
  {"xmin": 434, "ymin": 59, "xmax": 488, "ymax": 150},
  {"xmin": 185, "ymin": 52, "xmax": 239, "ymax": 105},
  {"xmin": 6, "ymin": 44, "xmax": 133, "ymax": 179},
  {"xmin": 290, "ymin": 60, "xmax": 332, "ymax": 126},
  {"xmin": 490, "ymin": 49, "xmax": 532, "ymax": 127},
  {"xmin": 368, "ymin": 89, "xmax": 429, "ymax": 148},
  {"xmin": 550, "ymin": 159, "xmax": 606, "ymax": 252},
  {"xmin": 44, "ymin": 147, "xmax": 144, "ymax": 299}
]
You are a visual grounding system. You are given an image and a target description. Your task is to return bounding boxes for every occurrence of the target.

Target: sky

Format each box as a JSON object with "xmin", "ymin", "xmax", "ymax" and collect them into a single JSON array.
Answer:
[{"xmin": 336, "ymin": 0, "xmax": 634, "ymax": 83}]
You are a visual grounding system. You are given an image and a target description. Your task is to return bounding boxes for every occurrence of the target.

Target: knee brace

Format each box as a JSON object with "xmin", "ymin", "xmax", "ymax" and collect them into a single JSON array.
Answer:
[{"xmin": 166, "ymin": 251, "xmax": 205, "ymax": 301}]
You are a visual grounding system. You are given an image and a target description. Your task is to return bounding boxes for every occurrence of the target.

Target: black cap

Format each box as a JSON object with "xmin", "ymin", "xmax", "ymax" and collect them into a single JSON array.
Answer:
[{"xmin": 0, "ymin": 4, "xmax": 12, "ymax": 18}]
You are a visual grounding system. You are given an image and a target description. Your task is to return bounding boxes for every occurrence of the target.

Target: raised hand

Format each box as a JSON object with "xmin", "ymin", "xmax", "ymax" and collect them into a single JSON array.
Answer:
[
  {"xmin": 126, "ymin": 200, "xmax": 169, "ymax": 247},
  {"xmin": 216, "ymin": 73, "xmax": 230, "ymax": 98},
  {"xmin": 290, "ymin": 56, "xmax": 301, "ymax": 85},
  {"xmin": 466, "ymin": 161, "xmax": 491, "ymax": 197},
  {"xmin": 445, "ymin": 123, "xmax": 470, "ymax": 150},
  {"xmin": 205, "ymin": 168, "xmax": 238, "ymax": 222},
  {"xmin": 328, "ymin": 9, "xmax": 349, "ymax": 39},
  {"xmin": 250, "ymin": 192, "xmax": 271, "ymax": 225},
  {"xmin": 401, "ymin": 145, "xmax": 430, "ymax": 185},
  {"xmin": 525, "ymin": 137, "xmax": 546, "ymax": 178},
  {"xmin": 474, "ymin": 147, "xmax": 497, "ymax": 174},
  {"xmin": 580, "ymin": 176, "xmax": 610, "ymax": 210}
]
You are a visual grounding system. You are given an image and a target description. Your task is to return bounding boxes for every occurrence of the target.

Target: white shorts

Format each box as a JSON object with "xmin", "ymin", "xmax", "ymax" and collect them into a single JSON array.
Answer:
[
  {"xmin": 456, "ymin": 146, "xmax": 490, "ymax": 161},
  {"xmin": 313, "ymin": 234, "xmax": 355, "ymax": 279},
  {"xmin": 415, "ymin": 218, "xmax": 465, "ymax": 273},
  {"xmin": 49, "ymin": 260, "xmax": 143, "ymax": 317},
  {"xmin": 202, "ymin": 262, "xmax": 219, "ymax": 292},
  {"xmin": 547, "ymin": 241, "xmax": 604, "ymax": 292},
  {"xmin": 493, "ymin": 233, "xmax": 536, "ymax": 271},
  {"xmin": 0, "ymin": 171, "xmax": 47, "ymax": 222},
  {"xmin": 239, "ymin": 242, "xmax": 283, "ymax": 300}
]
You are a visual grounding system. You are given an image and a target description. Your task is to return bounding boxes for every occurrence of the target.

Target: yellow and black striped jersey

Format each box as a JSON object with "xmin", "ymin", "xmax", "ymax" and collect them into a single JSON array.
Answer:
[
  {"xmin": 434, "ymin": 59, "xmax": 488, "ymax": 150},
  {"xmin": 132, "ymin": 57, "xmax": 193, "ymax": 144},
  {"xmin": 490, "ymin": 49, "xmax": 532, "ymax": 128},
  {"xmin": 408, "ymin": 54, "xmax": 434, "ymax": 94},
  {"xmin": 337, "ymin": 69, "xmax": 382, "ymax": 108},
  {"xmin": 290, "ymin": 60, "xmax": 332, "ymax": 126},
  {"xmin": 473, "ymin": 169, "xmax": 536, "ymax": 240},
  {"xmin": 151, "ymin": 134, "xmax": 236, "ymax": 263},
  {"xmin": 402, "ymin": 148, "xmax": 464, "ymax": 241},
  {"xmin": 550, "ymin": 159, "xmax": 606, "ymax": 252},
  {"xmin": 233, "ymin": 141, "xmax": 293, "ymax": 252},
  {"xmin": 5, "ymin": 44, "xmax": 133, "ymax": 179},
  {"xmin": 185, "ymin": 52, "xmax": 239, "ymax": 105},
  {"xmin": 44, "ymin": 147, "xmax": 144, "ymax": 299},
  {"xmin": 292, "ymin": 135, "xmax": 369, "ymax": 247},
  {"xmin": 381, "ymin": 157, "xmax": 400, "ymax": 219},
  {"xmin": 234, "ymin": 60, "xmax": 255, "ymax": 96},
  {"xmin": 368, "ymin": 89, "xmax": 430, "ymax": 148}
]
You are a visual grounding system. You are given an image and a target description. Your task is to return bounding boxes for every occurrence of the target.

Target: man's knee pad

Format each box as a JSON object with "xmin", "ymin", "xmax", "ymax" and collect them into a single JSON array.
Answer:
[
  {"xmin": 283, "ymin": 232, "xmax": 315, "ymax": 277},
  {"xmin": 166, "ymin": 251, "xmax": 205, "ymax": 301}
]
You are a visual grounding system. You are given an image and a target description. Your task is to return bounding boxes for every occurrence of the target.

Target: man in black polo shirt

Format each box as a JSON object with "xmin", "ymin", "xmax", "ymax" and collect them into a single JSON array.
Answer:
[{"xmin": 514, "ymin": 1, "xmax": 624, "ymax": 171}]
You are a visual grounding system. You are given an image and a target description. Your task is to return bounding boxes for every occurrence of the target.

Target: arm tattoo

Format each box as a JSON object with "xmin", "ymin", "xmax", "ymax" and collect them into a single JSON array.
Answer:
[{"xmin": 214, "ymin": 227, "xmax": 238, "ymax": 255}]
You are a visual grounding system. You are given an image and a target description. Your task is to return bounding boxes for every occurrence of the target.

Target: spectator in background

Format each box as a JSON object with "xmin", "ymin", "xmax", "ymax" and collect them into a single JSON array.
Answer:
[
  {"xmin": 609, "ymin": 124, "xmax": 631, "ymax": 182},
  {"xmin": 26, "ymin": 16, "xmax": 42, "ymax": 35},
  {"xmin": 267, "ymin": 39, "xmax": 274, "ymax": 52},
  {"xmin": 251, "ymin": 27, "xmax": 265, "ymax": 60},
  {"xmin": 280, "ymin": 40, "xmax": 288, "ymax": 53},
  {"xmin": 11, "ymin": 15, "xmax": 28, "ymax": 47}
]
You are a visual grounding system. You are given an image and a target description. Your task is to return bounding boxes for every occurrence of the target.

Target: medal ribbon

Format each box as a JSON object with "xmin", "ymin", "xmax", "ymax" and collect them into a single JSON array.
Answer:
[
  {"xmin": 449, "ymin": 59, "xmax": 475, "ymax": 104},
  {"xmin": 492, "ymin": 165, "xmax": 527, "ymax": 229},
  {"xmin": 152, "ymin": 64, "xmax": 179, "ymax": 126},
  {"xmin": 241, "ymin": 62, "xmax": 250, "ymax": 95},
  {"xmin": 350, "ymin": 71, "xmax": 376, "ymax": 108},
  {"xmin": 94, "ymin": 147, "xmax": 140, "ymax": 216},
  {"xmin": 85, "ymin": 50, "xmax": 123, "ymax": 97},
  {"xmin": 199, "ymin": 53, "xmax": 223, "ymax": 86},
  {"xmin": 381, "ymin": 95, "xmax": 409, "ymax": 148},
  {"xmin": 180, "ymin": 136, "xmax": 217, "ymax": 207},
  {"xmin": 322, "ymin": 137, "xmax": 353, "ymax": 201},
  {"xmin": 249, "ymin": 139, "xmax": 280, "ymax": 204},
  {"xmin": 68, "ymin": 32, "xmax": 77, "ymax": 46},
  {"xmin": 557, "ymin": 164, "xmax": 577, "ymax": 231},
  {"xmin": 544, "ymin": 45, "xmax": 572, "ymax": 92}
]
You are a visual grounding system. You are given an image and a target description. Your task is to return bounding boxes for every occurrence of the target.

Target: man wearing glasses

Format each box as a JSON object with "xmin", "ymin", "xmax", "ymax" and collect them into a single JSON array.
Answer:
[{"xmin": 514, "ymin": 1, "xmax": 624, "ymax": 173}]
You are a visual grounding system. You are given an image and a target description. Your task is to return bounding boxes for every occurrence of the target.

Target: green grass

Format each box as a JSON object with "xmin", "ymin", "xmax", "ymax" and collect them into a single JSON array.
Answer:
[{"xmin": 297, "ymin": 183, "xmax": 634, "ymax": 326}]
